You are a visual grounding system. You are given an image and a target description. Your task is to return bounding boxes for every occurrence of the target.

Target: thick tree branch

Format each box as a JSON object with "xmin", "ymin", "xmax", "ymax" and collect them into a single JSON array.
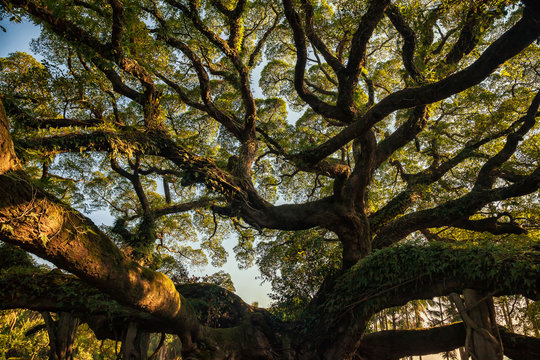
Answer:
[
  {"xmin": 213, "ymin": 196, "xmax": 337, "ymax": 232},
  {"xmin": 452, "ymin": 217, "xmax": 527, "ymax": 235},
  {"xmin": 374, "ymin": 105, "xmax": 428, "ymax": 168},
  {"xmin": 357, "ymin": 323, "xmax": 466, "ymax": 359},
  {"xmin": 14, "ymin": 128, "xmax": 242, "ymax": 200},
  {"xmin": 443, "ymin": 3, "xmax": 498, "ymax": 66},
  {"xmin": 157, "ymin": 34, "xmax": 244, "ymax": 139},
  {"xmin": 473, "ymin": 90, "xmax": 540, "ymax": 190},
  {"xmin": 8, "ymin": 0, "xmax": 110, "ymax": 57},
  {"xmin": 302, "ymin": 241, "xmax": 540, "ymax": 358},
  {"xmin": 295, "ymin": 6, "xmax": 540, "ymax": 166},
  {"xmin": 93, "ymin": 59, "xmax": 144, "ymax": 103},
  {"xmin": 108, "ymin": 0, "xmax": 125, "ymax": 58},
  {"xmin": 385, "ymin": 5, "xmax": 424, "ymax": 83},
  {"xmin": 165, "ymin": 0, "xmax": 258, "ymax": 144},
  {"xmin": 300, "ymin": 0, "xmax": 345, "ymax": 75},
  {"xmin": 373, "ymin": 165, "xmax": 540, "ymax": 248},
  {"xmin": 369, "ymin": 111, "xmax": 522, "ymax": 233},
  {"xmin": 337, "ymin": 0, "xmax": 391, "ymax": 112},
  {"xmin": 10, "ymin": 0, "xmax": 160, "ymax": 128},
  {"xmin": 0, "ymin": 268, "xmax": 165, "ymax": 329},
  {"xmin": 356, "ymin": 322, "xmax": 540, "ymax": 360},
  {"xmin": 372, "ymin": 91, "xmax": 540, "ymax": 247},
  {"xmin": 281, "ymin": 0, "xmax": 345, "ymax": 121},
  {"xmin": 0, "ymin": 168, "xmax": 205, "ymax": 346},
  {"xmin": 12, "ymin": 127, "xmax": 341, "ymax": 232},
  {"xmin": 153, "ymin": 198, "xmax": 216, "ymax": 218}
]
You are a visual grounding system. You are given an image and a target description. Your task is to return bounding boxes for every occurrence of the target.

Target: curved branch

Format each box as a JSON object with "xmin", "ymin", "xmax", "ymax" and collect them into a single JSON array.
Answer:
[
  {"xmin": 158, "ymin": 34, "xmax": 243, "ymax": 138},
  {"xmin": 153, "ymin": 198, "xmax": 217, "ymax": 218},
  {"xmin": 300, "ymin": 0, "xmax": 344, "ymax": 75},
  {"xmin": 373, "ymin": 165, "xmax": 540, "ymax": 248},
  {"xmin": 337, "ymin": 0, "xmax": 391, "ymax": 111},
  {"xmin": 356, "ymin": 322, "xmax": 540, "ymax": 360},
  {"xmin": 14, "ymin": 128, "xmax": 243, "ymax": 200},
  {"xmin": 281, "ymin": 0, "xmax": 344, "ymax": 121},
  {"xmin": 357, "ymin": 323, "xmax": 466, "ymax": 359},
  {"xmin": 452, "ymin": 217, "xmax": 527, "ymax": 235},
  {"xmin": 301, "ymin": 241, "xmax": 540, "ymax": 358},
  {"xmin": 443, "ymin": 3, "xmax": 498, "ymax": 66},
  {"xmin": 373, "ymin": 91, "xmax": 540, "ymax": 247},
  {"xmin": 473, "ymin": 90, "xmax": 540, "ymax": 190},
  {"xmin": 0, "ymin": 168, "xmax": 206, "ymax": 345},
  {"xmin": 0, "ymin": 268, "xmax": 167, "ymax": 330},
  {"xmin": 374, "ymin": 105, "xmax": 427, "ymax": 168},
  {"xmin": 165, "ymin": 0, "xmax": 258, "ymax": 143},
  {"xmin": 369, "ymin": 115, "xmax": 519, "ymax": 233},
  {"xmin": 295, "ymin": 6, "xmax": 540, "ymax": 166},
  {"xmin": 385, "ymin": 5, "xmax": 424, "ymax": 83},
  {"xmin": 10, "ymin": 0, "xmax": 160, "ymax": 128},
  {"xmin": 213, "ymin": 195, "xmax": 337, "ymax": 231}
]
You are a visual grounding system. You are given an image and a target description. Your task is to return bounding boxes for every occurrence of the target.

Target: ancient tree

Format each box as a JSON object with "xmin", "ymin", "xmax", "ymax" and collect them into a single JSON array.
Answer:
[{"xmin": 0, "ymin": 0, "xmax": 539, "ymax": 359}]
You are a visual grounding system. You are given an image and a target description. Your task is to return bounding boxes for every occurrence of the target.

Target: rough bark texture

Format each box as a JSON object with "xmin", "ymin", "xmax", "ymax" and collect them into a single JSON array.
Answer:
[
  {"xmin": 41, "ymin": 312, "xmax": 79, "ymax": 360},
  {"xmin": 0, "ymin": 99, "xmax": 203, "ymax": 355},
  {"xmin": 121, "ymin": 322, "xmax": 150, "ymax": 360},
  {"xmin": 356, "ymin": 322, "xmax": 540, "ymax": 360},
  {"xmin": 463, "ymin": 289, "xmax": 504, "ymax": 360},
  {"xmin": 0, "ymin": 95, "xmax": 21, "ymax": 173}
]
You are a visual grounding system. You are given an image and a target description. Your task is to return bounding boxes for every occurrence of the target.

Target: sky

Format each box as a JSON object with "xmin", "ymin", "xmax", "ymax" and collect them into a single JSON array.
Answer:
[{"xmin": 0, "ymin": 18, "xmax": 39, "ymax": 56}]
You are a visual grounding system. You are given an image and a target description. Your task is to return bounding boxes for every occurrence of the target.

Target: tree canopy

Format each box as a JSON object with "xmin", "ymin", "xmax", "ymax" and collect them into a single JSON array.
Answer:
[{"xmin": 0, "ymin": 0, "xmax": 539, "ymax": 359}]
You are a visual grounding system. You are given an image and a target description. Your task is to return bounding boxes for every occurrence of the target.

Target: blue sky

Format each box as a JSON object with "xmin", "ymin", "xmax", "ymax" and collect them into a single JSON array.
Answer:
[{"xmin": 0, "ymin": 18, "xmax": 40, "ymax": 57}]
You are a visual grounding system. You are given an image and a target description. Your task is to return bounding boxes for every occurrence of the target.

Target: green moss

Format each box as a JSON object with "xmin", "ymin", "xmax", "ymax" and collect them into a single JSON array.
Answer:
[{"xmin": 304, "ymin": 240, "xmax": 540, "ymax": 329}]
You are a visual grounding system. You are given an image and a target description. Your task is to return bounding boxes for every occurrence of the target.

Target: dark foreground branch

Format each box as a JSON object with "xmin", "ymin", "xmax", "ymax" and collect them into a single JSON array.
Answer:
[{"xmin": 357, "ymin": 322, "xmax": 540, "ymax": 360}]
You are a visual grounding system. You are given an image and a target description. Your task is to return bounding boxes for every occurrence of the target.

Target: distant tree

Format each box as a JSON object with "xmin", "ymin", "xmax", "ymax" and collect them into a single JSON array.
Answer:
[{"xmin": 0, "ymin": 0, "xmax": 540, "ymax": 359}]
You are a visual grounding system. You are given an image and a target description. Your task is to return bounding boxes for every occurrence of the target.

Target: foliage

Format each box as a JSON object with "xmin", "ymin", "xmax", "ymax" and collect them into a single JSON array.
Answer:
[
  {"xmin": 0, "ymin": 310, "xmax": 48, "ymax": 360},
  {"xmin": 0, "ymin": 0, "xmax": 539, "ymax": 358}
]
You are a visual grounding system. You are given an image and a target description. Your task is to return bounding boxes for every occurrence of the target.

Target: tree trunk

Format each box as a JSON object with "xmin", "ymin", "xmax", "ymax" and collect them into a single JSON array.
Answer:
[
  {"xmin": 120, "ymin": 322, "xmax": 150, "ymax": 360},
  {"xmin": 41, "ymin": 312, "xmax": 79, "ymax": 360},
  {"xmin": 462, "ymin": 289, "xmax": 503, "ymax": 360}
]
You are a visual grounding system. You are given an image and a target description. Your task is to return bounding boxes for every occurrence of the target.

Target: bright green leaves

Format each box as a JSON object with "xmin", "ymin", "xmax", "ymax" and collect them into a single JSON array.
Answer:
[
  {"xmin": 260, "ymin": 60, "xmax": 301, "ymax": 110},
  {"xmin": 0, "ymin": 52, "xmax": 53, "ymax": 118},
  {"xmin": 202, "ymin": 270, "xmax": 236, "ymax": 292},
  {"xmin": 0, "ymin": 309, "xmax": 50, "ymax": 359},
  {"xmin": 2, "ymin": 1, "xmax": 538, "ymax": 340}
]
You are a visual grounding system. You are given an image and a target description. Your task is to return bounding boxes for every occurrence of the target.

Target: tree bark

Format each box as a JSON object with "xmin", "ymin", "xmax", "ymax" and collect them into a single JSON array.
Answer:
[
  {"xmin": 121, "ymin": 322, "xmax": 150, "ymax": 360},
  {"xmin": 462, "ymin": 289, "xmax": 503, "ymax": 360},
  {"xmin": 356, "ymin": 322, "xmax": 540, "ymax": 360},
  {"xmin": 41, "ymin": 312, "xmax": 80, "ymax": 360}
]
